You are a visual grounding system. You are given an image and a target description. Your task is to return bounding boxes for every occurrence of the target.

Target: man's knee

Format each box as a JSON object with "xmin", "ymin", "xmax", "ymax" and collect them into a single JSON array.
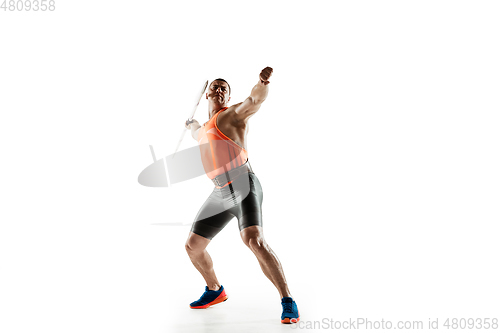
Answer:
[
  {"xmin": 247, "ymin": 236, "xmax": 269, "ymax": 255},
  {"xmin": 185, "ymin": 232, "xmax": 210, "ymax": 255},
  {"xmin": 185, "ymin": 241, "xmax": 197, "ymax": 254},
  {"xmin": 241, "ymin": 226, "xmax": 264, "ymax": 247}
]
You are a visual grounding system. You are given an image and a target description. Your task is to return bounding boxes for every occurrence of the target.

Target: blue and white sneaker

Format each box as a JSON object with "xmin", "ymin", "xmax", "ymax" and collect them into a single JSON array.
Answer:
[
  {"xmin": 281, "ymin": 297, "xmax": 300, "ymax": 324},
  {"xmin": 189, "ymin": 285, "xmax": 228, "ymax": 309}
]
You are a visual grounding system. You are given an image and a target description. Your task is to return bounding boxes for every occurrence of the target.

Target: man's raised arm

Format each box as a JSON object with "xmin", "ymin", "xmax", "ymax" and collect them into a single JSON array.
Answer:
[{"xmin": 234, "ymin": 67, "xmax": 273, "ymax": 120}]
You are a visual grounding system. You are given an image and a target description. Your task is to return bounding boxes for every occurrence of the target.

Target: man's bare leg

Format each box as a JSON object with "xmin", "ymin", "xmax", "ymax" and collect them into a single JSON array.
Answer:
[
  {"xmin": 185, "ymin": 232, "xmax": 221, "ymax": 291},
  {"xmin": 240, "ymin": 225, "xmax": 292, "ymax": 299}
]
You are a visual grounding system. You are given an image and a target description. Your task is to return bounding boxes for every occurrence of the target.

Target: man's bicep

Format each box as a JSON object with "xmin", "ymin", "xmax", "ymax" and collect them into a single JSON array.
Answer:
[{"xmin": 234, "ymin": 97, "xmax": 261, "ymax": 118}]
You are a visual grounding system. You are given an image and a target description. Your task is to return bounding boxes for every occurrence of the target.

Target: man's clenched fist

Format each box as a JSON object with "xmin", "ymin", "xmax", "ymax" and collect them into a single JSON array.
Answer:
[
  {"xmin": 185, "ymin": 118, "xmax": 199, "ymax": 129},
  {"xmin": 260, "ymin": 67, "xmax": 273, "ymax": 85}
]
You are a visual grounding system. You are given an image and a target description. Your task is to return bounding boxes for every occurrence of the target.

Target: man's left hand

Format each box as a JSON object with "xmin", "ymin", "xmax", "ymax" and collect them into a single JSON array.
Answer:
[{"xmin": 260, "ymin": 67, "xmax": 273, "ymax": 85}]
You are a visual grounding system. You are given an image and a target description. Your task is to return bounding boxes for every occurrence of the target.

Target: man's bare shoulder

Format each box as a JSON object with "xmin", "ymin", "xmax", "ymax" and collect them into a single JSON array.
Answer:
[
  {"xmin": 225, "ymin": 103, "xmax": 247, "ymax": 124},
  {"xmin": 227, "ymin": 103, "xmax": 243, "ymax": 112}
]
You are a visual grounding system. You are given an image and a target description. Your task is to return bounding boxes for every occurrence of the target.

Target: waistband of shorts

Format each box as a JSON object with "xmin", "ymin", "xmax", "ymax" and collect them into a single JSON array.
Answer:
[{"xmin": 212, "ymin": 161, "xmax": 253, "ymax": 188}]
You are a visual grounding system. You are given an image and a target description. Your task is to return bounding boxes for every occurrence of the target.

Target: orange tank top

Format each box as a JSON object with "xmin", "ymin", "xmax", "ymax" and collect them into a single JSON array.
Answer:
[{"xmin": 197, "ymin": 107, "xmax": 249, "ymax": 183}]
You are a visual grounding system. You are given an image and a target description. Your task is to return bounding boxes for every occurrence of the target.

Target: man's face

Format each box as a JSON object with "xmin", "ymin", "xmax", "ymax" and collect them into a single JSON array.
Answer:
[{"xmin": 206, "ymin": 80, "xmax": 231, "ymax": 105}]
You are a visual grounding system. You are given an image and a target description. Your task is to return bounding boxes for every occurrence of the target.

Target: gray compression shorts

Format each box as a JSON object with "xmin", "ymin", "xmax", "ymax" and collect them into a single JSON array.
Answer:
[{"xmin": 190, "ymin": 172, "xmax": 263, "ymax": 240}]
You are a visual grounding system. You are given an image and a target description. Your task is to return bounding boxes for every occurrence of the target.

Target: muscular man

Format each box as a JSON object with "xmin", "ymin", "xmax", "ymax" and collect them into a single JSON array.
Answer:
[{"xmin": 184, "ymin": 67, "xmax": 300, "ymax": 324}]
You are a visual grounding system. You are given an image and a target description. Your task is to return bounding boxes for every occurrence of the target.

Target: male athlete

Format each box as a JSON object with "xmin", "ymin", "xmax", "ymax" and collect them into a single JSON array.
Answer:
[{"xmin": 184, "ymin": 67, "xmax": 300, "ymax": 324}]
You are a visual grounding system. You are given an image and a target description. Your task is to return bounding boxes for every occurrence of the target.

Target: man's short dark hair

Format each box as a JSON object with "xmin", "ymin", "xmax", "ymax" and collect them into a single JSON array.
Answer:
[{"xmin": 212, "ymin": 78, "xmax": 231, "ymax": 95}]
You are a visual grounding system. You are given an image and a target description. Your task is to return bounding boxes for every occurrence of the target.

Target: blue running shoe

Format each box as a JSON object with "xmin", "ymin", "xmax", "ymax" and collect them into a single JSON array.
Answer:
[
  {"xmin": 281, "ymin": 297, "xmax": 300, "ymax": 324},
  {"xmin": 189, "ymin": 285, "xmax": 228, "ymax": 309}
]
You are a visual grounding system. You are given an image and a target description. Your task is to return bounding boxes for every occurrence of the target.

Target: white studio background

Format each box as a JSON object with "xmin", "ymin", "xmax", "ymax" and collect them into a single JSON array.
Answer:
[{"xmin": 1, "ymin": 1, "xmax": 499, "ymax": 332}]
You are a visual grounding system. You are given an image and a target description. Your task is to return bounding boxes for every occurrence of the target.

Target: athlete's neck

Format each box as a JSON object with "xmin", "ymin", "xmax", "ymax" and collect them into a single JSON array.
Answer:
[{"xmin": 208, "ymin": 103, "xmax": 227, "ymax": 119}]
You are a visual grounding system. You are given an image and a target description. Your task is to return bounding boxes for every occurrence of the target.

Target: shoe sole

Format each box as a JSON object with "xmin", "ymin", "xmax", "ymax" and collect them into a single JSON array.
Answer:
[
  {"xmin": 281, "ymin": 310, "xmax": 300, "ymax": 324},
  {"xmin": 281, "ymin": 316, "xmax": 300, "ymax": 324},
  {"xmin": 189, "ymin": 291, "xmax": 228, "ymax": 309}
]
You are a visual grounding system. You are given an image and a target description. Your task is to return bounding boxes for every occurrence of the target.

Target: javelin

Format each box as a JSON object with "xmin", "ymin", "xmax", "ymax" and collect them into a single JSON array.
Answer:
[{"xmin": 172, "ymin": 80, "xmax": 208, "ymax": 158}]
